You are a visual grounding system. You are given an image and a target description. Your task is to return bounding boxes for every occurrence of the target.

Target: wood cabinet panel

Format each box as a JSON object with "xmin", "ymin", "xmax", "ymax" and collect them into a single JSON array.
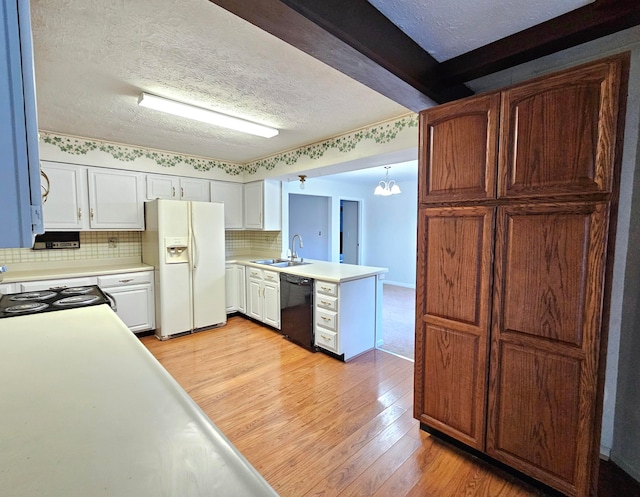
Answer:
[
  {"xmin": 497, "ymin": 203, "xmax": 609, "ymax": 346},
  {"xmin": 419, "ymin": 93, "xmax": 499, "ymax": 203},
  {"xmin": 488, "ymin": 343, "xmax": 581, "ymax": 489},
  {"xmin": 414, "ymin": 206, "xmax": 494, "ymax": 449},
  {"xmin": 498, "ymin": 57, "xmax": 625, "ymax": 198},
  {"xmin": 488, "ymin": 202, "xmax": 610, "ymax": 497}
]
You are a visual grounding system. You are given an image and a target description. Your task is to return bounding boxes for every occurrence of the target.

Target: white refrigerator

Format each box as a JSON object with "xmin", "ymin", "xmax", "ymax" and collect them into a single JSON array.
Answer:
[{"xmin": 142, "ymin": 199, "xmax": 226, "ymax": 339}]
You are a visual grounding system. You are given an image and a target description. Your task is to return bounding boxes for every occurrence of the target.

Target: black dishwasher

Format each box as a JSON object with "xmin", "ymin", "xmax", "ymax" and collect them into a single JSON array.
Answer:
[{"xmin": 279, "ymin": 273, "xmax": 315, "ymax": 352}]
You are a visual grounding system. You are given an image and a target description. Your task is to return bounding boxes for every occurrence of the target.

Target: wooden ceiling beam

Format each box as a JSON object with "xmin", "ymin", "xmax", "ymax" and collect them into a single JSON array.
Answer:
[
  {"xmin": 208, "ymin": 0, "xmax": 472, "ymax": 110},
  {"xmin": 438, "ymin": 0, "xmax": 640, "ymax": 85}
]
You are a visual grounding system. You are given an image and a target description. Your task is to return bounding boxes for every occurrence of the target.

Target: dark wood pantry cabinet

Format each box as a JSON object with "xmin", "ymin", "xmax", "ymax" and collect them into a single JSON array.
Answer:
[{"xmin": 414, "ymin": 54, "xmax": 629, "ymax": 497}]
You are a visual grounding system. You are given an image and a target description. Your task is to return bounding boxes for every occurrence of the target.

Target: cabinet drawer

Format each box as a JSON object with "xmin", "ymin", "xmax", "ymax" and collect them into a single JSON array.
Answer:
[
  {"xmin": 315, "ymin": 328, "xmax": 337, "ymax": 352},
  {"xmin": 247, "ymin": 268, "xmax": 263, "ymax": 280},
  {"xmin": 316, "ymin": 295, "xmax": 337, "ymax": 311},
  {"xmin": 316, "ymin": 308, "xmax": 337, "ymax": 332},
  {"xmin": 20, "ymin": 277, "xmax": 95, "ymax": 292},
  {"xmin": 263, "ymin": 270, "xmax": 279, "ymax": 284},
  {"xmin": 316, "ymin": 281, "xmax": 337, "ymax": 297},
  {"xmin": 98, "ymin": 271, "xmax": 153, "ymax": 287}
]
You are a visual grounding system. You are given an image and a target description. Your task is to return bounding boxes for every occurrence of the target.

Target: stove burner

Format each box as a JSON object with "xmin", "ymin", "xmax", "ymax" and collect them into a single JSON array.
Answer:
[
  {"xmin": 9, "ymin": 291, "xmax": 57, "ymax": 301},
  {"xmin": 52, "ymin": 295, "xmax": 101, "ymax": 307},
  {"xmin": 61, "ymin": 287, "xmax": 93, "ymax": 295},
  {"xmin": 5, "ymin": 302, "xmax": 50, "ymax": 313}
]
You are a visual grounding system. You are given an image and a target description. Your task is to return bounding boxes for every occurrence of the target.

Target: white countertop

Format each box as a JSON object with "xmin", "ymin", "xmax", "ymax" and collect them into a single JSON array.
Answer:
[
  {"xmin": 0, "ymin": 306, "xmax": 279, "ymax": 497},
  {"xmin": 228, "ymin": 256, "xmax": 388, "ymax": 283}
]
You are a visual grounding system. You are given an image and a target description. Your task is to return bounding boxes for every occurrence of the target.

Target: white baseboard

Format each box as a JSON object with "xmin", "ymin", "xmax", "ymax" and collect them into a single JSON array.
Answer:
[{"xmin": 600, "ymin": 445, "xmax": 611, "ymax": 460}]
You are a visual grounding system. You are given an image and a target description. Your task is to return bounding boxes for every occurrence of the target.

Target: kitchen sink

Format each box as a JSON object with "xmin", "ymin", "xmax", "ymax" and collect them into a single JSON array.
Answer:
[{"xmin": 250, "ymin": 259, "xmax": 310, "ymax": 267}]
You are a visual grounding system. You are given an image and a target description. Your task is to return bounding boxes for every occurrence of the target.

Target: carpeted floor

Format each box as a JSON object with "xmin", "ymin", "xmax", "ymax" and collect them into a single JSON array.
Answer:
[{"xmin": 379, "ymin": 284, "xmax": 415, "ymax": 360}]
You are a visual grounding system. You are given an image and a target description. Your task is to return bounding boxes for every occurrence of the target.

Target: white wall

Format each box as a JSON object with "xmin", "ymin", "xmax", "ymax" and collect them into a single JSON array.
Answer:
[
  {"xmin": 288, "ymin": 194, "xmax": 330, "ymax": 260},
  {"xmin": 364, "ymin": 177, "xmax": 417, "ymax": 287}
]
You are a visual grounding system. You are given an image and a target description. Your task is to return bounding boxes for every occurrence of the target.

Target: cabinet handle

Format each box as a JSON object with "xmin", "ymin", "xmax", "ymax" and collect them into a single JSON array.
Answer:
[
  {"xmin": 90, "ymin": 208, "xmax": 94, "ymax": 221},
  {"xmin": 321, "ymin": 300, "xmax": 331, "ymax": 306},
  {"xmin": 320, "ymin": 334, "xmax": 331, "ymax": 341},
  {"xmin": 181, "ymin": 187, "xmax": 184, "ymax": 198},
  {"xmin": 321, "ymin": 316, "xmax": 331, "ymax": 322},
  {"xmin": 266, "ymin": 275, "xmax": 274, "ymax": 280},
  {"xmin": 40, "ymin": 169, "xmax": 50, "ymax": 204},
  {"xmin": 78, "ymin": 208, "xmax": 82, "ymax": 221},
  {"xmin": 118, "ymin": 279, "xmax": 133, "ymax": 283},
  {"xmin": 321, "ymin": 286, "xmax": 332, "ymax": 292},
  {"xmin": 172, "ymin": 187, "xmax": 176, "ymax": 197}
]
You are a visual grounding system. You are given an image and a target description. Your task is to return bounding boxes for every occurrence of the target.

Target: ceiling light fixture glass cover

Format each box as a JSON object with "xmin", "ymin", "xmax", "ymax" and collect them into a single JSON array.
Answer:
[
  {"xmin": 137, "ymin": 92, "xmax": 279, "ymax": 138},
  {"xmin": 374, "ymin": 166, "xmax": 401, "ymax": 196},
  {"xmin": 298, "ymin": 175, "xmax": 307, "ymax": 190}
]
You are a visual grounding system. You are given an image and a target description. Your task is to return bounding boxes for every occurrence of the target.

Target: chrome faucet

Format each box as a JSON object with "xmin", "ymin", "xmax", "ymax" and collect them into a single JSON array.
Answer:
[{"xmin": 290, "ymin": 234, "xmax": 304, "ymax": 260}]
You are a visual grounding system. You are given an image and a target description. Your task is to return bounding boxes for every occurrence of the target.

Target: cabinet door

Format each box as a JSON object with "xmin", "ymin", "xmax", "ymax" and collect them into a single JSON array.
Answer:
[
  {"xmin": 498, "ymin": 57, "xmax": 625, "ymax": 199},
  {"xmin": 225, "ymin": 265, "xmax": 237, "ymax": 312},
  {"xmin": 41, "ymin": 162, "xmax": 88, "ymax": 230},
  {"xmin": 146, "ymin": 174, "xmax": 178, "ymax": 200},
  {"xmin": 414, "ymin": 206, "xmax": 494, "ymax": 450},
  {"xmin": 105, "ymin": 284, "xmax": 155, "ymax": 333},
  {"xmin": 243, "ymin": 181, "xmax": 263, "ymax": 229},
  {"xmin": 487, "ymin": 202, "xmax": 609, "ymax": 497},
  {"xmin": 180, "ymin": 178, "xmax": 210, "ymax": 202},
  {"xmin": 263, "ymin": 279, "xmax": 280, "ymax": 329},
  {"xmin": 419, "ymin": 93, "xmax": 499, "ymax": 204},
  {"xmin": 88, "ymin": 169, "xmax": 145, "ymax": 229},
  {"xmin": 211, "ymin": 181, "xmax": 243, "ymax": 229},
  {"xmin": 237, "ymin": 266, "xmax": 246, "ymax": 314},
  {"xmin": 246, "ymin": 277, "xmax": 263, "ymax": 321}
]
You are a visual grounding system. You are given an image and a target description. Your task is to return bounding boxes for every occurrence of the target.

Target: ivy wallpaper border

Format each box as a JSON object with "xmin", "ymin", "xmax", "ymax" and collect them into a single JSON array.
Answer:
[
  {"xmin": 39, "ymin": 133, "xmax": 244, "ymax": 176},
  {"xmin": 40, "ymin": 113, "xmax": 418, "ymax": 176},
  {"xmin": 244, "ymin": 113, "xmax": 418, "ymax": 174}
]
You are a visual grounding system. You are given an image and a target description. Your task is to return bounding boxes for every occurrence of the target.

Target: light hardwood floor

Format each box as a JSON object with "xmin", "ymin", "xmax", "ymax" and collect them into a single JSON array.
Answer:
[{"xmin": 141, "ymin": 316, "xmax": 549, "ymax": 497}]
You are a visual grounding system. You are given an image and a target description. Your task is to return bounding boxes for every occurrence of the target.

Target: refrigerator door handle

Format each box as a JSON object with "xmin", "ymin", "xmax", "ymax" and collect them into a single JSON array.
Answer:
[{"xmin": 190, "ymin": 208, "xmax": 199, "ymax": 270}]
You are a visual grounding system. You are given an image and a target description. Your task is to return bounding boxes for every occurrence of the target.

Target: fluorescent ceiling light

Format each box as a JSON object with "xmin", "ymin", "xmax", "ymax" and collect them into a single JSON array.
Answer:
[{"xmin": 138, "ymin": 92, "xmax": 279, "ymax": 138}]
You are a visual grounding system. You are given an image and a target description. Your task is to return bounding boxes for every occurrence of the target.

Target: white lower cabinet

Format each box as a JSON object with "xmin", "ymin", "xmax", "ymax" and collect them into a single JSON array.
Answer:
[
  {"xmin": 314, "ymin": 277, "xmax": 376, "ymax": 361},
  {"xmin": 14, "ymin": 271, "xmax": 155, "ymax": 334},
  {"xmin": 97, "ymin": 271, "xmax": 155, "ymax": 334},
  {"xmin": 225, "ymin": 264, "xmax": 246, "ymax": 313},
  {"xmin": 246, "ymin": 267, "xmax": 280, "ymax": 329}
]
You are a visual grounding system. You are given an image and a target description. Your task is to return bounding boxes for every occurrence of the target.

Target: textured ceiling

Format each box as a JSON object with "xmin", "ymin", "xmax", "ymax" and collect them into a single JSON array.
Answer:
[
  {"xmin": 30, "ymin": 0, "xmax": 596, "ymax": 167},
  {"xmin": 30, "ymin": 0, "xmax": 409, "ymax": 163},
  {"xmin": 367, "ymin": 0, "xmax": 594, "ymax": 61}
]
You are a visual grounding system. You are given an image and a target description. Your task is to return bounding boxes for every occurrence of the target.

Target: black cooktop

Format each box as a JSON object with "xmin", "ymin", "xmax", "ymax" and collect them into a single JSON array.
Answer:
[{"xmin": 0, "ymin": 285, "xmax": 111, "ymax": 318}]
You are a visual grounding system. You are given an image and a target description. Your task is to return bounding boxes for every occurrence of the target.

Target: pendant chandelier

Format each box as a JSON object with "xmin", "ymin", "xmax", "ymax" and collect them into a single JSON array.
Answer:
[{"xmin": 374, "ymin": 166, "xmax": 401, "ymax": 196}]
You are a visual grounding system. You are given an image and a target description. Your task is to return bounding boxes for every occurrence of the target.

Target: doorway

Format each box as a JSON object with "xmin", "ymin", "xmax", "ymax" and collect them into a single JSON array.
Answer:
[{"xmin": 340, "ymin": 200, "xmax": 360, "ymax": 264}]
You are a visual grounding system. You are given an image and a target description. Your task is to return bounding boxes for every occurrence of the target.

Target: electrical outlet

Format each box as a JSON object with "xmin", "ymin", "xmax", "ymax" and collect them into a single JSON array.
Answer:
[{"xmin": 108, "ymin": 237, "xmax": 118, "ymax": 248}]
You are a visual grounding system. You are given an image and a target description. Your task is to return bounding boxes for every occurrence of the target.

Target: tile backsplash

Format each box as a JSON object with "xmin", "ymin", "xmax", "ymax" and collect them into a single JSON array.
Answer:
[
  {"xmin": 0, "ymin": 231, "xmax": 141, "ymax": 264},
  {"xmin": 0, "ymin": 230, "xmax": 282, "ymax": 266}
]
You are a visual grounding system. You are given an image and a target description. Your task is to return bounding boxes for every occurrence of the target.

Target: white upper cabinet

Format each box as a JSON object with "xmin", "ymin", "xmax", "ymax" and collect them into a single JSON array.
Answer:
[
  {"xmin": 243, "ymin": 180, "xmax": 281, "ymax": 230},
  {"xmin": 42, "ymin": 163, "xmax": 144, "ymax": 231},
  {"xmin": 211, "ymin": 180, "xmax": 243, "ymax": 229},
  {"xmin": 88, "ymin": 168, "xmax": 145, "ymax": 229},
  {"xmin": 146, "ymin": 174, "xmax": 178, "ymax": 200},
  {"xmin": 41, "ymin": 161, "xmax": 88, "ymax": 230},
  {"xmin": 146, "ymin": 174, "xmax": 210, "ymax": 202}
]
